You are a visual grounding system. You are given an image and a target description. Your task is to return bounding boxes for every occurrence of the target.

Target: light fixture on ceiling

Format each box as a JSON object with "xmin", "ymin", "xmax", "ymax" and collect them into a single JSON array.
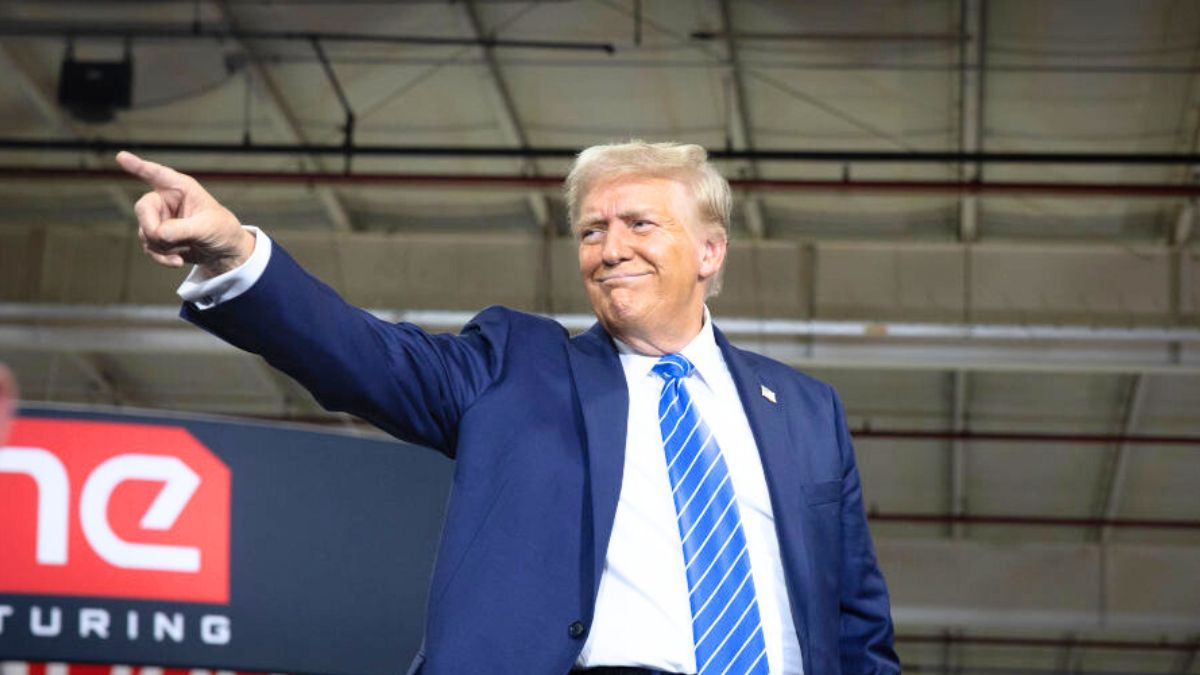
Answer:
[{"xmin": 56, "ymin": 39, "xmax": 133, "ymax": 124}]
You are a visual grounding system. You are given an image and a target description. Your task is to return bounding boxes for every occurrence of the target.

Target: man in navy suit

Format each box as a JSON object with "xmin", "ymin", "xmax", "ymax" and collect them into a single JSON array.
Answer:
[{"xmin": 118, "ymin": 142, "xmax": 899, "ymax": 675}]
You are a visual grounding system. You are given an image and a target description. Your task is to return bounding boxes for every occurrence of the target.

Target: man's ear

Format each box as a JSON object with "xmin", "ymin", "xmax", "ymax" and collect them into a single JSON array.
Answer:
[{"xmin": 697, "ymin": 229, "xmax": 727, "ymax": 281}]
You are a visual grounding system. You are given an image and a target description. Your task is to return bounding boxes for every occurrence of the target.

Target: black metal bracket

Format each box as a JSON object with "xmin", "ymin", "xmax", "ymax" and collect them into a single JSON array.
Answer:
[{"xmin": 310, "ymin": 36, "xmax": 355, "ymax": 174}]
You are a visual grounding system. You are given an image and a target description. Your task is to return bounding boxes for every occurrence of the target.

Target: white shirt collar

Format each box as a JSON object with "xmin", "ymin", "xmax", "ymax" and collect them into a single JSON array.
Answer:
[{"xmin": 614, "ymin": 307, "xmax": 723, "ymax": 387}]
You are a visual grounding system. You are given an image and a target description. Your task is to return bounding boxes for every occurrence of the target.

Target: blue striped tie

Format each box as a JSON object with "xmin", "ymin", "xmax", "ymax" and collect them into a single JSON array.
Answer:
[{"xmin": 653, "ymin": 354, "xmax": 769, "ymax": 675}]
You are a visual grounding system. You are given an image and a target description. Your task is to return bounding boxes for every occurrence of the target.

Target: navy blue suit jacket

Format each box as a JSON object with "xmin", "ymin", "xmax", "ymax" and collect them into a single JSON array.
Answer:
[{"xmin": 184, "ymin": 244, "xmax": 899, "ymax": 675}]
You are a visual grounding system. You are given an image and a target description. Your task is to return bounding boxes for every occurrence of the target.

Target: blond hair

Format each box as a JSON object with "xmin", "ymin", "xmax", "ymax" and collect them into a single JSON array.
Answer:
[{"xmin": 565, "ymin": 140, "xmax": 732, "ymax": 296}]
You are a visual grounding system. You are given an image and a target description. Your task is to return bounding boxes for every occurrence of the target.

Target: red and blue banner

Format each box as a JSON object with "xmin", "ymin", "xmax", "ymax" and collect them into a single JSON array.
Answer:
[{"xmin": 1, "ymin": 406, "xmax": 452, "ymax": 675}]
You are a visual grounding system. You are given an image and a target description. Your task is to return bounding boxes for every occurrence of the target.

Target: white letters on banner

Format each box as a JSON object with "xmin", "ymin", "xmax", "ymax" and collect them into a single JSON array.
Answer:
[
  {"xmin": 0, "ymin": 448, "xmax": 69, "ymax": 565},
  {"xmin": 0, "ymin": 449, "xmax": 202, "ymax": 573}
]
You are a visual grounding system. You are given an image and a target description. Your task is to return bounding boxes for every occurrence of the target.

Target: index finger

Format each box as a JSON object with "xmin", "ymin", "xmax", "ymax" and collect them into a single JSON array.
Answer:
[{"xmin": 115, "ymin": 151, "xmax": 190, "ymax": 191}]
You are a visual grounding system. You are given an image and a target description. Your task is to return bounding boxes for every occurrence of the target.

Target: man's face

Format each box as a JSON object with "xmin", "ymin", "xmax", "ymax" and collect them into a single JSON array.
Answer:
[{"xmin": 576, "ymin": 175, "xmax": 725, "ymax": 351}]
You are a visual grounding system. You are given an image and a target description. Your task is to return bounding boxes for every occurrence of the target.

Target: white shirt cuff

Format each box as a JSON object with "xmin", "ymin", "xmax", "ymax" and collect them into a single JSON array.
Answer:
[{"xmin": 176, "ymin": 226, "xmax": 273, "ymax": 310}]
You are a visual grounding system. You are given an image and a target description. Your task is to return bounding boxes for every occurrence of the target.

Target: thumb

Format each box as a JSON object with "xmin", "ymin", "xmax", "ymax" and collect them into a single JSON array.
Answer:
[{"xmin": 151, "ymin": 216, "xmax": 202, "ymax": 248}]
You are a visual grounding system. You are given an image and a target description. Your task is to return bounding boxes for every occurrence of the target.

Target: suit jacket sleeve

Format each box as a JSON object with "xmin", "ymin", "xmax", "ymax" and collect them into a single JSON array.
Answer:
[
  {"xmin": 181, "ymin": 242, "xmax": 507, "ymax": 455},
  {"xmin": 830, "ymin": 385, "xmax": 901, "ymax": 673}
]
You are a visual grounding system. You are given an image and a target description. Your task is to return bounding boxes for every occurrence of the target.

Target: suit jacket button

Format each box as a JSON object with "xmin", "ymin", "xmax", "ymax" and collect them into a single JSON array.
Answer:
[{"xmin": 568, "ymin": 620, "xmax": 586, "ymax": 639}]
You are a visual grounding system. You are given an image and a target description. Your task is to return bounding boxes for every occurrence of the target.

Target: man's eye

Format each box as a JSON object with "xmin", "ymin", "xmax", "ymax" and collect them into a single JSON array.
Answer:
[
  {"xmin": 632, "ymin": 220, "xmax": 653, "ymax": 230},
  {"xmin": 580, "ymin": 228, "xmax": 602, "ymax": 241}
]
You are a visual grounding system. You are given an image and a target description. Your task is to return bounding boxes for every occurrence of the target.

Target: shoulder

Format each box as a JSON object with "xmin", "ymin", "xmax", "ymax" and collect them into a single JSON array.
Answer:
[
  {"xmin": 469, "ymin": 305, "xmax": 570, "ymax": 335},
  {"xmin": 463, "ymin": 306, "xmax": 572, "ymax": 352}
]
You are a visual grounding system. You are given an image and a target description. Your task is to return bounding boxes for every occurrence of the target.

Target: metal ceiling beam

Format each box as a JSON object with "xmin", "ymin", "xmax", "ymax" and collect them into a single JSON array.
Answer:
[
  {"xmin": 202, "ymin": 52, "xmax": 1200, "ymax": 76},
  {"xmin": 4, "ymin": 323, "xmax": 1200, "ymax": 375},
  {"xmin": 460, "ymin": 1, "xmax": 558, "ymax": 313},
  {"xmin": 67, "ymin": 353, "xmax": 123, "ymax": 407},
  {"xmin": 213, "ymin": 1, "xmax": 354, "ymax": 233},
  {"xmin": 1174, "ymin": 635, "xmax": 1200, "ymax": 674},
  {"xmin": 881, "ymin": 539, "xmax": 1200, "ymax": 633},
  {"xmin": 0, "ymin": 19, "xmax": 615, "ymax": 54},
  {"xmin": 156, "ymin": 409, "xmax": 1200, "ymax": 448},
  {"xmin": 11, "ymin": 138, "xmax": 1200, "ymax": 165},
  {"xmin": 938, "ymin": 631, "xmax": 956, "ymax": 675},
  {"xmin": 1171, "ymin": 25, "xmax": 1200, "ymax": 247},
  {"xmin": 13, "ymin": 167, "xmax": 1200, "ymax": 198},
  {"xmin": 691, "ymin": 31, "xmax": 966, "ymax": 44},
  {"xmin": 461, "ymin": 0, "xmax": 552, "ymax": 232},
  {"xmin": 718, "ymin": 0, "xmax": 765, "ymax": 239},
  {"xmin": 1054, "ymin": 634, "xmax": 1078, "ymax": 675},
  {"xmin": 1174, "ymin": 200, "xmax": 1196, "ymax": 245},
  {"xmin": 957, "ymin": 0, "xmax": 985, "ymax": 244},
  {"xmin": 854, "ymin": 428, "xmax": 1200, "ymax": 447},
  {"xmin": 249, "ymin": 359, "xmax": 293, "ymax": 416},
  {"xmin": 898, "ymin": 633, "xmax": 1200, "ymax": 653},
  {"xmin": 873, "ymin": 512, "xmax": 1200, "ymax": 529},
  {"xmin": 7, "ymin": 303, "xmax": 1200, "ymax": 345},
  {"xmin": 1096, "ymin": 374, "xmax": 1149, "ymax": 543},
  {"xmin": 898, "ymin": 666, "xmax": 1191, "ymax": 675},
  {"xmin": 948, "ymin": 370, "xmax": 968, "ymax": 539}
]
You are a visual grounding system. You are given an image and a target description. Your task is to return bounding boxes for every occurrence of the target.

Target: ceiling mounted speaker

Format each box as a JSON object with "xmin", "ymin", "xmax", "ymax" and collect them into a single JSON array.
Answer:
[{"xmin": 57, "ymin": 55, "xmax": 132, "ymax": 124}]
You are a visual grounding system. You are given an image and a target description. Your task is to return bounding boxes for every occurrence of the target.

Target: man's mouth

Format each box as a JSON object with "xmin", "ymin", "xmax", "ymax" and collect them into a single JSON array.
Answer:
[{"xmin": 597, "ymin": 271, "xmax": 650, "ymax": 284}]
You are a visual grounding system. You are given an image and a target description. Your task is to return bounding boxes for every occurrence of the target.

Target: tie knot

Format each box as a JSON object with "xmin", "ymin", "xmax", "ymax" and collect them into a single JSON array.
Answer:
[{"xmin": 652, "ymin": 353, "xmax": 695, "ymax": 381}]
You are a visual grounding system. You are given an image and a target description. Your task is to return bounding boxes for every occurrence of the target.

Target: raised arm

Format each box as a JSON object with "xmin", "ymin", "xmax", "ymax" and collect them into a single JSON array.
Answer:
[{"xmin": 116, "ymin": 152, "xmax": 505, "ymax": 453}]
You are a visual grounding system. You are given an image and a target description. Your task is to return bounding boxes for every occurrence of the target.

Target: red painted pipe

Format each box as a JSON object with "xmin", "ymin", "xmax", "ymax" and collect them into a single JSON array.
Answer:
[
  {"xmin": 236, "ymin": 413, "xmax": 1200, "ymax": 448},
  {"xmin": 897, "ymin": 634, "xmax": 1198, "ymax": 652},
  {"xmin": 226, "ymin": 414, "xmax": 1200, "ymax": 530},
  {"xmin": 2, "ymin": 167, "xmax": 1199, "ymax": 198},
  {"xmin": 852, "ymin": 429, "xmax": 1200, "ymax": 447},
  {"xmin": 870, "ymin": 512, "xmax": 1200, "ymax": 530}
]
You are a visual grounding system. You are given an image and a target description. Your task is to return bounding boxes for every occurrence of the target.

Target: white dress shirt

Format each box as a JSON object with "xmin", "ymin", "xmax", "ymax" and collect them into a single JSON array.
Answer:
[
  {"xmin": 576, "ymin": 314, "xmax": 802, "ymax": 674},
  {"xmin": 178, "ymin": 229, "xmax": 803, "ymax": 674}
]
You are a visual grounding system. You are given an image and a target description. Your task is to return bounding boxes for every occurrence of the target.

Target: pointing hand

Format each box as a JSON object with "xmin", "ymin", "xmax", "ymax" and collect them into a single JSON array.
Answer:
[{"xmin": 116, "ymin": 151, "xmax": 254, "ymax": 276}]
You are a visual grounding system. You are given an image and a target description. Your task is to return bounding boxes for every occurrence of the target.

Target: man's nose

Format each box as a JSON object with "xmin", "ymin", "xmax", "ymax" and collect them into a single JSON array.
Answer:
[{"xmin": 601, "ymin": 222, "xmax": 632, "ymax": 265}]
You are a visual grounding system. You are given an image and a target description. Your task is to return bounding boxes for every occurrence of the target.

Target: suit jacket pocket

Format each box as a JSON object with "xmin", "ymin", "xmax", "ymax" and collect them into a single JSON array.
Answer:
[{"xmin": 801, "ymin": 478, "xmax": 842, "ymax": 506}]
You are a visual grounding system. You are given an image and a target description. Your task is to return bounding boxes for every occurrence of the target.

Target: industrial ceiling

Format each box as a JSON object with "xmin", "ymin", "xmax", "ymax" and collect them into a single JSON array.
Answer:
[{"xmin": 1, "ymin": 1, "xmax": 1199, "ymax": 673}]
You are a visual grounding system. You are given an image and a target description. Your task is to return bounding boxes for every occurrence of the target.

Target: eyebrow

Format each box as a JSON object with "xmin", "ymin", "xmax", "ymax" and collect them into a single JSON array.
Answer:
[{"xmin": 578, "ymin": 209, "xmax": 656, "ymax": 229}]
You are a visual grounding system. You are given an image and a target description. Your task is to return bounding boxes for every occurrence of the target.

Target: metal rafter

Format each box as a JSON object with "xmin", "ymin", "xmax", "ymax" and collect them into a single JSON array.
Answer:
[
  {"xmin": 462, "ymin": 1, "xmax": 552, "ymax": 230},
  {"xmin": 949, "ymin": 369, "xmax": 968, "ymax": 539},
  {"xmin": 461, "ymin": 0, "xmax": 558, "ymax": 313},
  {"xmin": 1171, "ymin": 8, "xmax": 1200, "ymax": 248},
  {"xmin": 20, "ymin": 165, "xmax": 1200, "ymax": 198},
  {"xmin": 1175, "ymin": 200, "xmax": 1196, "ymax": 246},
  {"xmin": 213, "ymin": 0, "xmax": 354, "ymax": 233},
  {"xmin": 1055, "ymin": 632, "xmax": 1078, "ymax": 674},
  {"xmin": 0, "ymin": 19, "xmax": 615, "ymax": 54},
  {"xmin": 718, "ymin": 0, "xmax": 766, "ymax": 239},
  {"xmin": 1173, "ymin": 634, "xmax": 1200, "ymax": 674},
  {"xmin": 1096, "ymin": 373, "xmax": 1149, "ymax": 544},
  {"xmin": 250, "ymin": 359, "xmax": 294, "ymax": 416},
  {"xmin": 957, "ymin": 0, "xmax": 985, "ymax": 243},
  {"xmin": 68, "ymin": 353, "xmax": 123, "ymax": 406},
  {"xmin": 14, "ymin": 137, "xmax": 1200, "ymax": 165},
  {"xmin": 5, "ymin": 312, "xmax": 1200, "ymax": 374}
]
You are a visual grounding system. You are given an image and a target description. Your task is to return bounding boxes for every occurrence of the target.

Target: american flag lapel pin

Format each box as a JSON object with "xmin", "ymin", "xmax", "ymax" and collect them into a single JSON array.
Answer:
[{"xmin": 760, "ymin": 384, "xmax": 777, "ymax": 404}]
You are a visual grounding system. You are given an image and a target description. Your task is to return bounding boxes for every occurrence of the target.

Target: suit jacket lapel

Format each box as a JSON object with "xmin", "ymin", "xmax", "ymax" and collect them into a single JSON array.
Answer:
[
  {"xmin": 714, "ymin": 325, "xmax": 814, "ymax": 655},
  {"xmin": 567, "ymin": 322, "xmax": 629, "ymax": 610}
]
